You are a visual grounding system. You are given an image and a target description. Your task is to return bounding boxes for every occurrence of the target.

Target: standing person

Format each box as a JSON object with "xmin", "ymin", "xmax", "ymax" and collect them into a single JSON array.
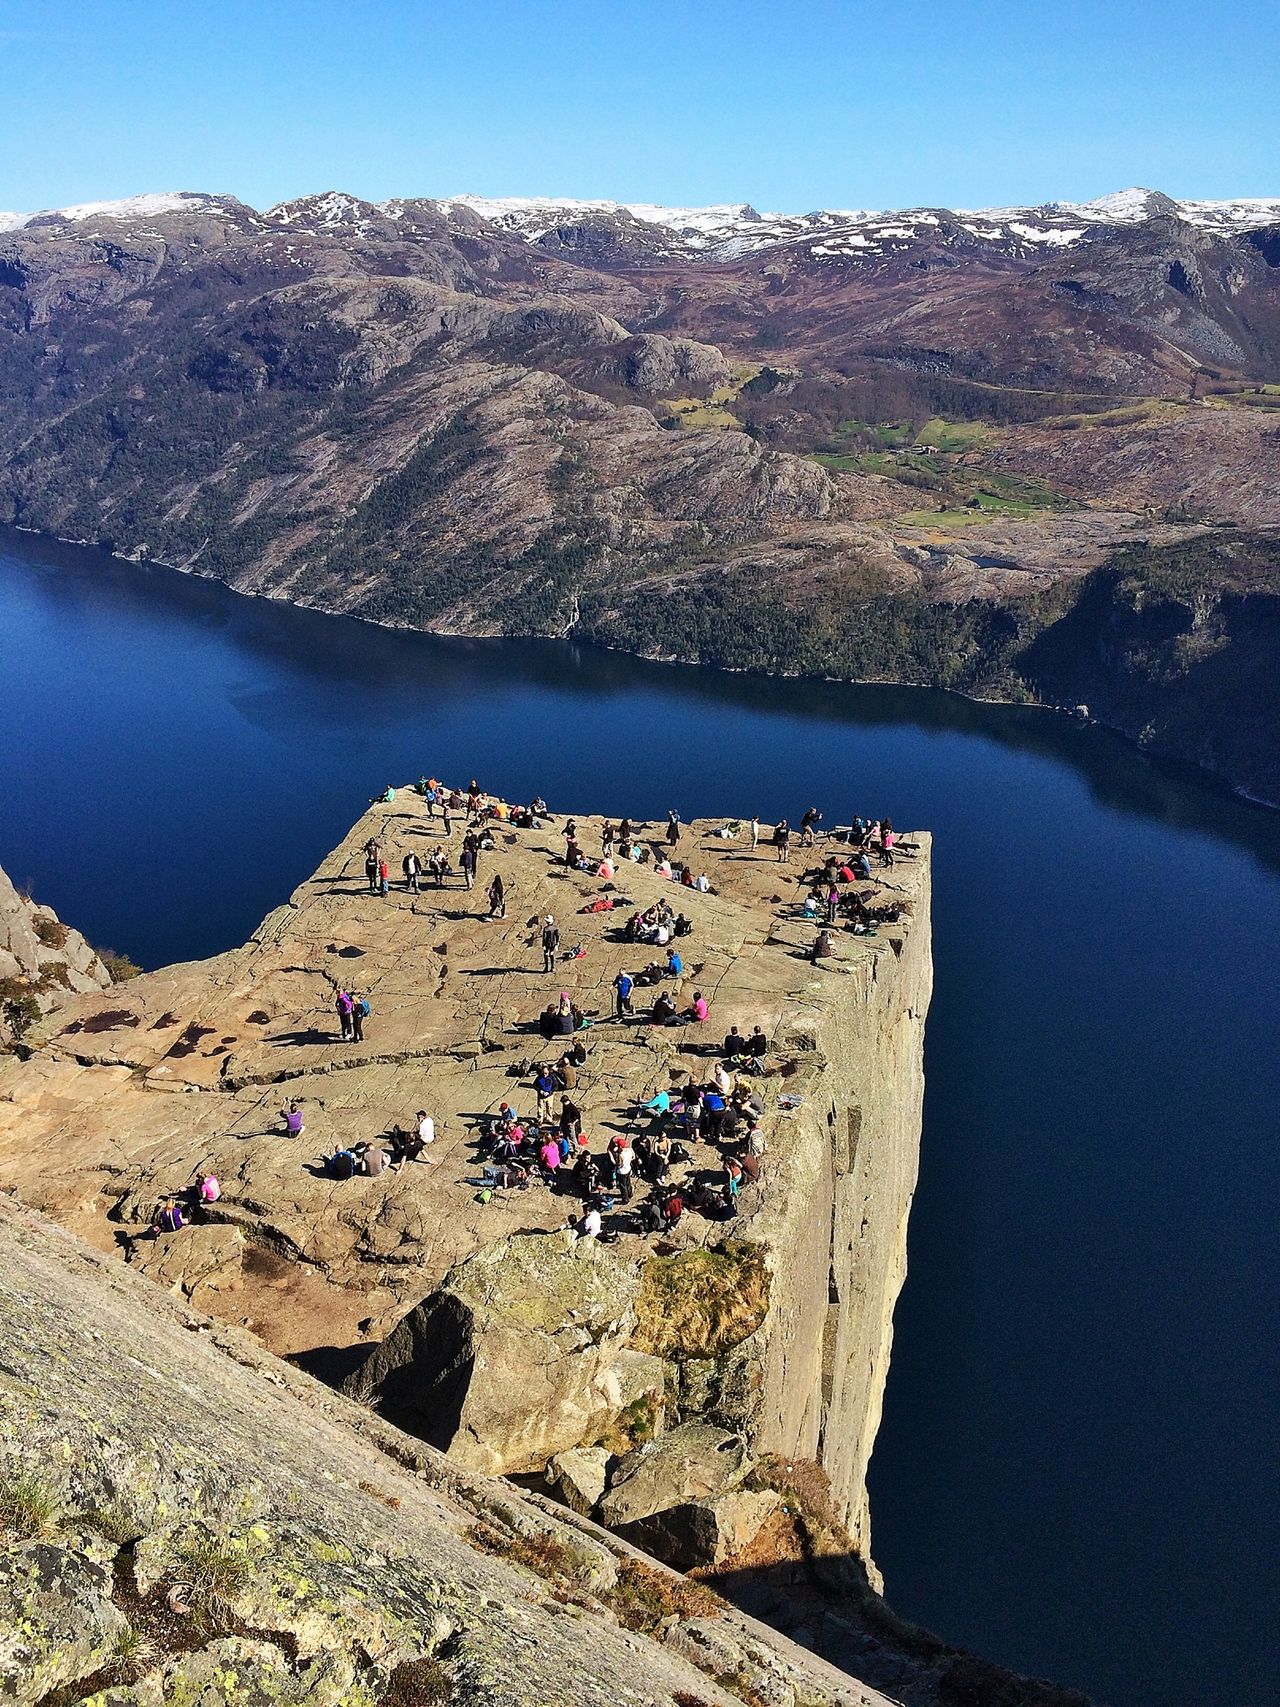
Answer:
[
  {"xmin": 378, "ymin": 859, "xmax": 389, "ymax": 898},
  {"xmin": 441, "ymin": 799, "xmax": 452, "ymax": 836},
  {"xmin": 601, "ymin": 822, "xmax": 615, "ymax": 859},
  {"xmin": 826, "ymin": 884, "xmax": 839, "ymax": 926},
  {"xmin": 800, "ymin": 806, "xmax": 822, "ymax": 847},
  {"xmin": 540, "ymin": 915, "xmax": 560, "ymax": 973},
  {"xmin": 534, "ymin": 1065, "xmax": 557, "ymax": 1122},
  {"xmin": 559, "ymin": 1096, "xmax": 582, "ymax": 1144},
  {"xmin": 364, "ymin": 845, "xmax": 379, "ymax": 893},
  {"xmin": 403, "ymin": 851, "xmax": 421, "ymax": 895},
  {"xmin": 613, "ymin": 1137, "xmax": 635, "ymax": 1203},
  {"xmin": 460, "ymin": 844, "xmax": 476, "ymax": 890},
  {"xmin": 614, "ymin": 968, "xmax": 635, "ymax": 1022},
  {"xmin": 422, "ymin": 783, "xmax": 437, "ymax": 820},
  {"xmin": 487, "ymin": 872, "xmax": 506, "ymax": 919},
  {"xmin": 775, "ymin": 820, "xmax": 791, "ymax": 863},
  {"xmin": 666, "ymin": 810, "xmax": 681, "ymax": 848},
  {"xmin": 879, "ymin": 818, "xmax": 896, "ymax": 868},
  {"xmin": 336, "ymin": 988, "xmax": 354, "ymax": 1041},
  {"xmin": 750, "ymin": 815, "xmax": 761, "ymax": 850},
  {"xmin": 351, "ymin": 993, "xmax": 368, "ymax": 1042}
]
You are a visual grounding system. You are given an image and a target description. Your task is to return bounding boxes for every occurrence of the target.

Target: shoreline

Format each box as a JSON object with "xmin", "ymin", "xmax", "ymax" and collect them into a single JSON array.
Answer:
[{"xmin": 9, "ymin": 520, "xmax": 1276, "ymax": 814}]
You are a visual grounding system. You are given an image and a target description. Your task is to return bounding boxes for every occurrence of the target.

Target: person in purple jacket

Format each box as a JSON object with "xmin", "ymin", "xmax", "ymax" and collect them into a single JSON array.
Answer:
[{"xmin": 336, "ymin": 988, "xmax": 354, "ymax": 1041}]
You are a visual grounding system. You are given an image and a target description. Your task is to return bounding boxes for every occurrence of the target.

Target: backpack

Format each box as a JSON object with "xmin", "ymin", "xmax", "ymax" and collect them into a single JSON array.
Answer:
[
  {"xmin": 357, "ymin": 999, "xmax": 371, "ymax": 1018},
  {"xmin": 331, "ymin": 1150, "xmax": 356, "ymax": 1180}
]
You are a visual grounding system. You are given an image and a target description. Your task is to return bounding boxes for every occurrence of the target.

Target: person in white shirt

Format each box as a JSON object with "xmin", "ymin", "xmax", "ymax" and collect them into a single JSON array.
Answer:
[
  {"xmin": 577, "ymin": 1204, "xmax": 602, "ymax": 1240},
  {"xmin": 406, "ymin": 1110, "xmax": 437, "ymax": 1166}
]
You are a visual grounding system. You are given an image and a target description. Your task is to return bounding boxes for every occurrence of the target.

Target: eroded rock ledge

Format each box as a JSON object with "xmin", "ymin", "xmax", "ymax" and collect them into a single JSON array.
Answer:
[{"xmin": 0, "ymin": 795, "xmax": 930, "ymax": 1575}]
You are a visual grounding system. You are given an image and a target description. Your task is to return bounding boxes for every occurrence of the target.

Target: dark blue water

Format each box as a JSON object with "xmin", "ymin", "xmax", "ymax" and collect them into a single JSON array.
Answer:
[{"xmin": 2, "ymin": 530, "xmax": 1278, "ymax": 1707}]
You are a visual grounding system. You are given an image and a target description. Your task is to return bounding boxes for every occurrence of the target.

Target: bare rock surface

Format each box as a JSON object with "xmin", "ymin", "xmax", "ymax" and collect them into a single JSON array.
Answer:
[
  {"xmin": 0, "ymin": 865, "xmax": 111, "ymax": 1041},
  {"xmin": 0, "ymin": 788, "xmax": 931, "ymax": 1552},
  {"xmin": 0, "ymin": 1193, "xmax": 894, "ymax": 1707},
  {"xmin": 600, "ymin": 1424, "xmax": 753, "ymax": 1526}
]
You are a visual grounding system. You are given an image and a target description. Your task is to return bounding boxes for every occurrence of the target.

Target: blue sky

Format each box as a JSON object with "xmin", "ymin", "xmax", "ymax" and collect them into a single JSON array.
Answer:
[{"xmin": 1, "ymin": 0, "xmax": 1275, "ymax": 214}]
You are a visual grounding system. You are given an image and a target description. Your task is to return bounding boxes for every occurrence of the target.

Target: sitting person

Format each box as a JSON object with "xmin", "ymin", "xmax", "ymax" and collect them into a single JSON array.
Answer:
[
  {"xmin": 673, "ymin": 913, "xmax": 693, "ymax": 937},
  {"xmin": 155, "ymin": 1199, "xmax": 185, "ymax": 1234},
  {"xmin": 652, "ymin": 989, "xmax": 678, "ymax": 1024},
  {"xmin": 747, "ymin": 1024, "xmax": 768, "ymax": 1059},
  {"xmin": 811, "ymin": 928, "xmax": 835, "ymax": 962},
  {"xmin": 723, "ymin": 1024, "xmax": 747, "ymax": 1060},
  {"xmin": 689, "ymin": 990, "xmax": 710, "ymax": 1023},
  {"xmin": 280, "ymin": 1101, "xmax": 305, "ymax": 1138},
  {"xmin": 665, "ymin": 946, "xmax": 683, "ymax": 978}
]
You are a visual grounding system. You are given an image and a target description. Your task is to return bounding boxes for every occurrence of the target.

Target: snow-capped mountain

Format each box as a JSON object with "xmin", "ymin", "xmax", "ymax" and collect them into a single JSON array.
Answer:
[
  {"xmin": 432, "ymin": 186, "xmax": 1280, "ymax": 262},
  {"xmin": 3, "ymin": 187, "xmax": 1276, "ymax": 263}
]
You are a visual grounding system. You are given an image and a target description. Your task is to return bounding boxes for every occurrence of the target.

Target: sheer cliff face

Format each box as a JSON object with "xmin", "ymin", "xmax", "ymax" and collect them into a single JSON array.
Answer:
[{"xmin": 749, "ymin": 867, "xmax": 932, "ymax": 1551}]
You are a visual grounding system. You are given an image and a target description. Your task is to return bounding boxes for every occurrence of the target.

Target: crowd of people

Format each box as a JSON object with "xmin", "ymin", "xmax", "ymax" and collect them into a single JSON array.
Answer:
[{"xmin": 149, "ymin": 778, "xmax": 908, "ymax": 1254}]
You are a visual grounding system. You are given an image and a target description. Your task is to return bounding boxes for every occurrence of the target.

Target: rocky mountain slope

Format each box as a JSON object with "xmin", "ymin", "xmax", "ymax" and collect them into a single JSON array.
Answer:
[
  {"xmin": 0, "ymin": 185, "xmax": 1277, "ymax": 798},
  {"xmin": 0, "ymin": 866, "xmax": 110, "ymax": 1043},
  {"xmin": 0, "ymin": 1192, "xmax": 897, "ymax": 1707}
]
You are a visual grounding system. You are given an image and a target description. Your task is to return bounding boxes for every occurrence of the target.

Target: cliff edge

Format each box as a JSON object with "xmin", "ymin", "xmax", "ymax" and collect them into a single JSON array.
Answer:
[{"xmin": 0, "ymin": 794, "xmax": 929, "ymax": 1572}]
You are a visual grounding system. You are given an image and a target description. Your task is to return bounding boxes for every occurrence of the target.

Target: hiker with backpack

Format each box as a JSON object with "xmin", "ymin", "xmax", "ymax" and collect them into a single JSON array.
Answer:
[{"xmin": 350, "ymin": 993, "xmax": 370, "ymax": 1041}]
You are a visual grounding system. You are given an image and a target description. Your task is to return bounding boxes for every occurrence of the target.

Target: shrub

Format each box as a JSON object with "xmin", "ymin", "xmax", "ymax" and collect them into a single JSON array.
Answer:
[
  {"xmin": 0, "ymin": 1470, "xmax": 59, "ymax": 1538},
  {"xmin": 108, "ymin": 1625, "xmax": 159, "ymax": 1684},
  {"xmin": 2, "ymin": 994, "xmax": 42, "ymax": 1040},
  {"xmin": 381, "ymin": 1656, "xmax": 453, "ymax": 1707},
  {"xmin": 34, "ymin": 915, "xmax": 70, "ymax": 950},
  {"xmin": 172, "ymin": 1531, "xmax": 253, "ymax": 1626},
  {"xmin": 98, "ymin": 949, "xmax": 143, "ymax": 982},
  {"xmin": 632, "ymin": 1242, "xmax": 770, "ymax": 1360}
]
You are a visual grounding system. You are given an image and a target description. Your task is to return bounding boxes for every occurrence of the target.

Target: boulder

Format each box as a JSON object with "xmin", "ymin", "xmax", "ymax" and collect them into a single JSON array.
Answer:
[
  {"xmin": 546, "ymin": 1445, "xmax": 611, "ymax": 1515},
  {"xmin": 0, "ymin": 1544, "xmax": 127, "ymax": 1704},
  {"xmin": 598, "ymin": 1421, "xmax": 752, "ymax": 1526},
  {"xmin": 619, "ymin": 1488, "xmax": 782, "ymax": 1570},
  {"xmin": 344, "ymin": 1232, "xmax": 665, "ymax": 1474}
]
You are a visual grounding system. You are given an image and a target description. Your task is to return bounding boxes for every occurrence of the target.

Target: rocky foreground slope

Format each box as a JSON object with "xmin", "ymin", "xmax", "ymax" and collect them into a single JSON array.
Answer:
[{"xmin": 0, "ymin": 1192, "xmax": 897, "ymax": 1707}]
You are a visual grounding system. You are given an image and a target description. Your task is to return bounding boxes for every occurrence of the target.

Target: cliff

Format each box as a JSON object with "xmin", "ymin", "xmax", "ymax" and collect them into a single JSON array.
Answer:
[
  {"xmin": 0, "ymin": 865, "xmax": 111, "ymax": 1043},
  {"xmin": 0, "ymin": 794, "xmax": 929, "ymax": 1568}
]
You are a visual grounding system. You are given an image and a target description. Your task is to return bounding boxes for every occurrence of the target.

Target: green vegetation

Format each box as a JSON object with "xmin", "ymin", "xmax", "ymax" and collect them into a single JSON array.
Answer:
[
  {"xmin": 1, "ymin": 991, "xmax": 43, "ymax": 1040},
  {"xmin": 99, "ymin": 949, "xmax": 144, "ymax": 983},
  {"xmin": 0, "ymin": 1470, "xmax": 59, "ymax": 1538},
  {"xmin": 914, "ymin": 416, "xmax": 990, "ymax": 452},
  {"xmin": 172, "ymin": 1530, "xmax": 255, "ymax": 1627},
  {"xmin": 108, "ymin": 1626, "xmax": 160, "ymax": 1685},
  {"xmin": 631, "ymin": 1241, "xmax": 771, "ymax": 1360},
  {"xmin": 33, "ymin": 915, "xmax": 70, "ymax": 950}
]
